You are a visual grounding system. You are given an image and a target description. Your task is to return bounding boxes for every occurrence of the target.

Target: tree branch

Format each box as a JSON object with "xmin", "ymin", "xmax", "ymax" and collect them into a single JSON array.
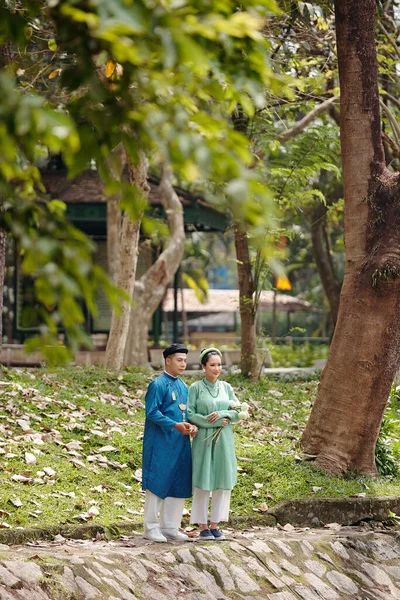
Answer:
[
  {"xmin": 134, "ymin": 165, "xmax": 185, "ymax": 307},
  {"xmin": 378, "ymin": 21, "xmax": 400, "ymax": 61},
  {"xmin": 380, "ymin": 99, "xmax": 400, "ymax": 148},
  {"xmin": 278, "ymin": 96, "xmax": 339, "ymax": 143}
]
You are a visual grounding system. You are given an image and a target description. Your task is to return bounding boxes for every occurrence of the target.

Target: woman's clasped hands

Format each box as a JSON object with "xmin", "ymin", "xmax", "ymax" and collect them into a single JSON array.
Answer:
[{"xmin": 206, "ymin": 412, "xmax": 229, "ymax": 427}]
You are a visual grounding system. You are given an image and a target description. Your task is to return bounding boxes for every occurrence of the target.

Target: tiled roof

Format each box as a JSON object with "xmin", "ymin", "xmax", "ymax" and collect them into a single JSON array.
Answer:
[{"xmin": 163, "ymin": 289, "xmax": 319, "ymax": 313}]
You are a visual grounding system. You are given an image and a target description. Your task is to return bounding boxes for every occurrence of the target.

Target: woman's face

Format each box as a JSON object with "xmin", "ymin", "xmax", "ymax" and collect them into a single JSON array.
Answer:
[{"xmin": 202, "ymin": 355, "xmax": 222, "ymax": 383}]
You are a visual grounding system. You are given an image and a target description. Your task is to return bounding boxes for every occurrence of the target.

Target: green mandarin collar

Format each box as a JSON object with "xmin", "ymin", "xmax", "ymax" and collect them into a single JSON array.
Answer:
[{"xmin": 203, "ymin": 378, "xmax": 219, "ymax": 387}]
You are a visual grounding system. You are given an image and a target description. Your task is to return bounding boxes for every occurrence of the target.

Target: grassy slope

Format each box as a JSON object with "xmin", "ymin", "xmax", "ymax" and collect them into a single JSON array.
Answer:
[{"xmin": 0, "ymin": 366, "xmax": 399, "ymax": 531}]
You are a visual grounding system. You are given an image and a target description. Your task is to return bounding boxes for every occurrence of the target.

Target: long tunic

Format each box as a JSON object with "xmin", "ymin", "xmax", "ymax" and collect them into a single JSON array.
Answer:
[
  {"xmin": 142, "ymin": 372, "xmax": 192, "ymax": 500},
  {"xmin": 188, "ymin": 379, "xmax": 240, "ymax": 491}
]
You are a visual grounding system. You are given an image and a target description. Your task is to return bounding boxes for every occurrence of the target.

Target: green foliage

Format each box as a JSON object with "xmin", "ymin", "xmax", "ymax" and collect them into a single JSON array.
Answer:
[
  {"xmin": 0, "ymin": 0, "xmax": 297, "ymax": 357},
  {"xmin": 372, "ymin": 266, "xmax": 400, "ymax": 288},
  {"xmin": 376, "ymin": 385, "xmax": 400, "ymax": 477},
  {"xmin": 269, "ymin": 341, "xmax": 329, "ymax": 367},
  {"xmin": 0, "ymin": 70, "xmax": 124, "ymax": 355},
  {"xmin": 268, "ymin": 125, "xmax": 341, "ymax": 209},
  {"xmin": 181, "ymin": 234, "xmax": 211, "ymax": 302},
  {"xmin": 375, "ymin": 416, "xmax": 400, "ymax": 478},
  {"xmin": 1, "ymin": 0, "xmax": 293, "ymax": 228}
]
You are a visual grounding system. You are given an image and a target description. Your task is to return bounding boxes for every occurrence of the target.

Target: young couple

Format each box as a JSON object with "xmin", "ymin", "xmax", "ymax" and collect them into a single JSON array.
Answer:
[{"xmin": 142, "ymin": 343, "xmax": 240, "ymax": 542}]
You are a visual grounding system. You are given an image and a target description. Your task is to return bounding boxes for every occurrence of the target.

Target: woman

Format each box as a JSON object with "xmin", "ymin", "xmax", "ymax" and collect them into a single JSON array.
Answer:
[{"xmin": 188, "ymin": 347, "xmax": 240, "ymax": 540}]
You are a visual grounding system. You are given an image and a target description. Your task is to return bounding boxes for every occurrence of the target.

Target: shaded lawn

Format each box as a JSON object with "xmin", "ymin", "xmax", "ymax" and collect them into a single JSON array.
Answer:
[{"xmin": 0, "ymin": 366, "xmax": 399, "ymax": 531}]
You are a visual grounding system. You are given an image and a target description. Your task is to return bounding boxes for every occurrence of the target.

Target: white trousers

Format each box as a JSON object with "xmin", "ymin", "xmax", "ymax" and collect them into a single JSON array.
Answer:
[
  {"xmin": 144, "ymin": 490, "xmax": 185, "ymax": 533},
  {"xmin": 190, "ymin": 487, "xmax": 231, "ymax": 525}
]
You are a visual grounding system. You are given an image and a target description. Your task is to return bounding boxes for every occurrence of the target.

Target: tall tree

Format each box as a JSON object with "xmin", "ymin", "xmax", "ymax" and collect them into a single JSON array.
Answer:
[
  {"xmin": 104, "ymin": 153, "xmax": 149, "ymax": 369},
  {"xmin": 301, "ymin": 0, "xmax": 400, "ymax": 475},
  {"xmin": 124, "ymin": 168, "xmax": 185, "ymax": 367},
  {"xmin": 234, "ymin": 222, "xmax": 259, "ymax": 377},
  {"xmin": 1, "ymin": 0, "xmax": 286, "ymax": 367}
]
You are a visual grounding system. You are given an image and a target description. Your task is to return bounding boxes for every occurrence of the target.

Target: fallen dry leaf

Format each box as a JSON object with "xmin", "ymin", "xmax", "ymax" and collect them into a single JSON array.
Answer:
[
  {"xmin": 69, "ymin": 458, "xmax": 86, "ymax": 469},
  {"xmin": 25, "ymin": 452, "xmax": 37, "ymax": 465},
  {"xmin": 9, "ymin": 498, "xmax": 23, "ymax": 508},
  {"xmin": 16, "ymin": 420, "xmax": 32, "ymax": 432},
  {"xmin": 97, "ymin": 445, "xmax": 117, "ymax": 453},
  {"xmin": 65, "ymin": 440, "xmax": 83, "ymax": 451},
  {"xmin": 11, "ymin": 474, "xmax": 33, "ymax": 484},
  {"xmin": 43, "ymin": 467, "xmax": 56, "ymax": 477},
  {"xmin": 132, "ymin": 468, "xmax": 142, "ymax": 483}
]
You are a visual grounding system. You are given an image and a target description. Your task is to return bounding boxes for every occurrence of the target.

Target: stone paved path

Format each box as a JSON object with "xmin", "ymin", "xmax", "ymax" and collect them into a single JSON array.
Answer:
[{"xmin": 0, "ymin": 526, "xmax": 400, "ymax": 599}]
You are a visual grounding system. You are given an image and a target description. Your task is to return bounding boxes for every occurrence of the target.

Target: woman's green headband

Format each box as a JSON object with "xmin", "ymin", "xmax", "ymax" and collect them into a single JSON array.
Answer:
[{"xmin": 199, "ymin": 347, "xmax": 222, "ymax": 363}]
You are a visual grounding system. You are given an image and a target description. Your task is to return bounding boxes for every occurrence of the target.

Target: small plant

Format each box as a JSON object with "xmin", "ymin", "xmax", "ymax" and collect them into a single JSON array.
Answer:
[
  {"xmin": 384, "ymin": 510, "xmax": 400, "ymax": 526},
  {"xmin": 375, "ymin": 415, "xmax": 400, "ymax": 477}
]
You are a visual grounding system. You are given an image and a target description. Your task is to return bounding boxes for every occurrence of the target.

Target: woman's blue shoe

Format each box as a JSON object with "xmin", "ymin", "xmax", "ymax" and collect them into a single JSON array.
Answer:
[
  {"xmin": 210, "ymin": 528, "xmax": 225, "ymax": 540},
  {"xmin": 199, "ymin": 529, "xmax": 215, "ymax": 540}
]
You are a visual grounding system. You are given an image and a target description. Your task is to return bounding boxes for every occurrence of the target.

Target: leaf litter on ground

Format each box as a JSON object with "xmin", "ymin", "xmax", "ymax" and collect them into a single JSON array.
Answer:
[{"xmin": 0, "ymin": 367, "xmax": 399, "ymax": 531}]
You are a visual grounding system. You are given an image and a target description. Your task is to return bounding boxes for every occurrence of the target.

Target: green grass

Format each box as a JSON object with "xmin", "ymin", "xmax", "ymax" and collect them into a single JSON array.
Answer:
[
  {"xmin": 269, "ymin": 342, "xmax": 329, "ymax": 368},
  {"xmin": 0, "ymin": 366, "xmax": 399, "ymax": 531}
]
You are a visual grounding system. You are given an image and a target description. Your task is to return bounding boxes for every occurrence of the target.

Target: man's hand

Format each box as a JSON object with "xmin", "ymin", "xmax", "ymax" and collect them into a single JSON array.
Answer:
[{"xmin": 174, "ymin": 422, "xmax": 193, "ymax": 435}]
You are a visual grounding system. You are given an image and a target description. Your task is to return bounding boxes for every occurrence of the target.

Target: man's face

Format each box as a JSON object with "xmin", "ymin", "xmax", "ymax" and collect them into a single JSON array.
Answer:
[{"xmin": 165, "ymin": 352, "xmax": 187, "ymax": 377}]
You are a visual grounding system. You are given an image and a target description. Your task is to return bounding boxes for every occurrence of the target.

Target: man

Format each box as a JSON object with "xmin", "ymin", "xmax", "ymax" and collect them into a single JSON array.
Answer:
[{"xmin": 142, "ymin": 343, "xmax": 198, "ymax": 542}]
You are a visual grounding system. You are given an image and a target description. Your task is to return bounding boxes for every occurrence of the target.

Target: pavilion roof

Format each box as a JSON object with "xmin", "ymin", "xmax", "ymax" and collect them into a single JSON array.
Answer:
[{"xmin": 163, "ymin": 288, "xmax": 320, "ymax": 314}]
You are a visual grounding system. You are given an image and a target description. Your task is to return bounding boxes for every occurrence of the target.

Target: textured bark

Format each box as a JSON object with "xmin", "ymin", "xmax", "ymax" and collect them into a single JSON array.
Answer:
[
  {"xmin": 0, "ymin": 229, "xmax": 7, "ymax": 353},
  {"xmin": 301, "ymin": 0, "xmax": 400, "ymax": 475},
  {"xmin": 106, "ymin": 146, "xmax": 126, "ymax": 283},
  {"xmin": 107, "ymin": 198, "xmax": 121, "ymax": 283},
  {"xmin": 104, "ymin": 153, "xmax": 149, "ymax": 369},
  {"xmin": 232, "ymin": 109, "xmax": 258, "ymax": 378},
  {"xmin": 124, "ymin": 167, "xmax": 185, "ymax": 367},
  {"xmin": 310, "ymin": 203, "xmax": 341, "ymax": 329},
  {"xmin": 234, "ymin": 222, "xmax": 258, "ymax": 378}
]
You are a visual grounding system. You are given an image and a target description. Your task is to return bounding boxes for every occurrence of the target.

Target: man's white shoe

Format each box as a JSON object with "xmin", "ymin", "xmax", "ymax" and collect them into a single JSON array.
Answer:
[
  {"xmin": 161, "ymin": 529, "xmax": 189, "ymax": 541},
  {"xmin": 143, "ymin": 528, "xmax": 168, "ymax": 543}
]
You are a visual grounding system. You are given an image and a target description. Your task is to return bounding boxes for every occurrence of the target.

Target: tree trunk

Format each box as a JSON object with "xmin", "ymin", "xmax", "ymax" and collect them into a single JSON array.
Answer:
[
  {"xmin": 181, "ymin": 285, "xmax": 188, "ymax": 343},
  {"xmin": 0, "ymin": 229, "xmax": 7, "ymax": 354},
  {"xmin": 107, "ymin": 197, "xmax": 121, "ymax": 283},
  {"xmin": 232, "ymin": 109, "xmax": 258, "ymax": 378},
  {"xmin": 104, "ymin": 153, "xmax": 149, "ymax": 369},
  {"xmin": 124, "ymin": 167, "xmax": 185, "ymax": 367},
  {"xmin": 106, "ymin": 144, "xmax": 126, "ymax": 283},
  {"xmin": 300, "ymin": 0, "xmax": 400, "ymax": 475},
  {"xmin": 310, "ymin": 203, "xmax": 341, "ymax": 329},
  {"xmin": 234, "ymin": 221, "xmax": 258, "ymax": 378}
]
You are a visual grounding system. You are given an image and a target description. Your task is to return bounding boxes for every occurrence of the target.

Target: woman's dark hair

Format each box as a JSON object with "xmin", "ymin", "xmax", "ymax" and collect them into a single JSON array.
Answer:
[{"xmin": 200, "ymin": 348, "xmax": 221, "ymax": 366}]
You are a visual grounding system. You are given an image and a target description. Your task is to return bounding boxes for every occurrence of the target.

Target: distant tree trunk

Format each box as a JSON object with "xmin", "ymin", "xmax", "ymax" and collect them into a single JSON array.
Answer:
[
  {"xmin": 107, "ymin": 197, "xmax": 121, "ymax": 284},
  {"xmin": 310, "ymin": 202, "xmax": 341, "ymax": 330},
  {"xmin": 301, "ymin": 0, "xmax": 400, "ymax": 475},
  {"xmin": 232, "ymin": 109, "xmax": 258, "ymax": 378},
  {"xmin": 124, "ymin": 167, "xmax": 185, "ymax": 367},
  {"xmin": 106, "ymin": 145, "xmax": 126, "ymax": 283},
  {"xmin": 0, "ymin": 228, "xmax": 7, "ymax": 353},
  {"xmin": 234, "ymin": 221, "xmax": 258, "ymax": 378},
  {"xmin": 105, "ymin": 153, "xmax": 149, "ymax": 369},
  {"xmin": 181, "ymin": 285, "xmax": 189, "ymax": 342}
]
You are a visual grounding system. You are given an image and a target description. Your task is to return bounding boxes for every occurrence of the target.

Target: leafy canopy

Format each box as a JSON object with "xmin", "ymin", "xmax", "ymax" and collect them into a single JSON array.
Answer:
[{"xmin": 0, "ymin": 0, "xmax": 293, "ymax": 355}]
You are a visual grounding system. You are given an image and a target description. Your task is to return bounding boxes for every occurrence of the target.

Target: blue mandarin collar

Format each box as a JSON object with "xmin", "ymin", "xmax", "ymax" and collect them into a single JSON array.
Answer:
[{"xmin": 163, "ymin": 371, "xmax": 178, "ymax": 381}]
